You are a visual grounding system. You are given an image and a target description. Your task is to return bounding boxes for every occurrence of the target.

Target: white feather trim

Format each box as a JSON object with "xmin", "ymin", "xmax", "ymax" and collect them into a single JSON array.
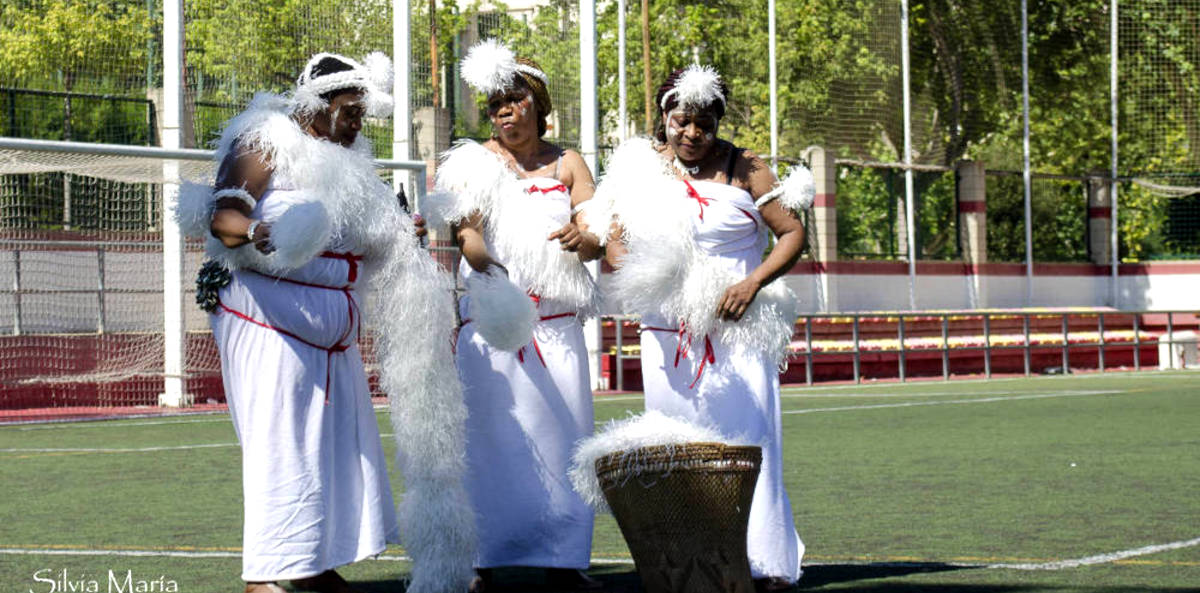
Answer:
[
  {"xmin": 662, "ymin": 64, "xmax": 726, "ymax": 110},
  {"xmin": 465, "ymin": 270, "xmax": 537, "ymax": 352},
  {"xmin": 756, "ymin": 164, "xmax": 816, "ymax": 212},
  {"xmin": 568, "ymin": 410, "xmax": 738, "ymax": 513},
  {"xmin": 200, "ymin": 93, "xmax": 477, "ymax": 593},
  {"xmin": 176, "ymin": 182, "xmax": 217, "ymax": 239},
  {"xmin": 264, "ymin": 201, "xmax": 332, "ymax": 272},
  {"xmin": 597, "ymin": 137, "xmax": 799, "ymax": 367},
  {"xmin": 290, "ymin": 86, "xmax": 327, "ymax": 117},
  {"xmin": 427, "ymin": 140, "xmax": 599, "ymax": 314},
  {"xmin": 425, "ymin": 140, "xmax": 511, "ymax": 228},
  {"xmin": 487, "ymin": 184, "xmax": 601, "ymax": 316},
  {"xmin": 572, "ymin": 198, "xmax": 612, "ymax": 247}
]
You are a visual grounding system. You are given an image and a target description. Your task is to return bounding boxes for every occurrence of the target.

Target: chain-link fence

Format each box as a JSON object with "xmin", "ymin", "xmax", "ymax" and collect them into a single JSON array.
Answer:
[
  {"xmin": 1, "ymin": 1, "xmax": 1196, "ymax": 262},
  {"xmin": 1, "ymin": 0, "xmax": 1198, "ymax": 406}
]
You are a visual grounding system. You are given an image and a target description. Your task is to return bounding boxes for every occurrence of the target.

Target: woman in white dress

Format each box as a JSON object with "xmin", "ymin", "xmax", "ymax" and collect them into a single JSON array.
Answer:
[
  {"xmin": 427, "ymin": 40, "xmax": 602, "ymax": 592},
  {"xmin": 593, "ymin": 65, "xmax": 814, "ymax": 591},
  {"xmin": 184, "ymin": 53, "xmax": 475, "ymax": 593}
]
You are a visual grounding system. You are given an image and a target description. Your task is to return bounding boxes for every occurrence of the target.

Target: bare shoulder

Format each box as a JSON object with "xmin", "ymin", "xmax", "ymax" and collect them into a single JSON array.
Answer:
[
  {"xmin": 559, "ymin": 148, "xmax": 587, "ymax": 169},
  {"xmin": 216, "ymin": 142, "xmax": 272, "ymax": 190},
  {"xmin": 481, "ymin": 138, "xmax": 504, "ymax": 154},
  {"xmin": 558, "ymin": 148, "xmax": 593, "ymax": 178},
  {"xmin": 732, "ymin": 148, "xmax": 778, "ymax": 198}
]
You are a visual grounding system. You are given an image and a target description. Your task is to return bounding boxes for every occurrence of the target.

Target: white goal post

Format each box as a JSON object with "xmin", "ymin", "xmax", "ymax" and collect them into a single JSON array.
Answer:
[{"xmin": 0, "ymin": 136, "xmax": 426, "ymax": 408}]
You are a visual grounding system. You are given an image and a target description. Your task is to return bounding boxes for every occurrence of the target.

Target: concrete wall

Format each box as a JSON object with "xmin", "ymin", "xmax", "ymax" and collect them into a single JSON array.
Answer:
[{"xmin": 778, "ymin": 261, "xmax": 1198, "ymax": 313}]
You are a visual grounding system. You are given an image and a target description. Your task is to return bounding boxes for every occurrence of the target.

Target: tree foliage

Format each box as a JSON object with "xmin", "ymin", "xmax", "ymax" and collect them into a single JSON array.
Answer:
[{"xmin": 0, "ymin": 0, "xmax": 1196, "ymax": 259}]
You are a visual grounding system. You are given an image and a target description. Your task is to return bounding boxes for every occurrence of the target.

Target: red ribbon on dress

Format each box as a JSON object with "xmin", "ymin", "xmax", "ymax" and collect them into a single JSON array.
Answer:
[
  {"xmin": 217, "ymin": 277, "xmax": 357, "ymax": 405},
  {"xmin": 642, "ymin": 322, "xmax": 716, "ymax": 389},
  {"xmin": 682, "ymin": 179, "xmax": 712, "ymax": 221},
  {"xmin": 527, "ymin": 184, "xmax": 568, "ymax": 195},
  {"xmin": 319, "ymin": 251, "xmax": 363, "ymax": 283}
]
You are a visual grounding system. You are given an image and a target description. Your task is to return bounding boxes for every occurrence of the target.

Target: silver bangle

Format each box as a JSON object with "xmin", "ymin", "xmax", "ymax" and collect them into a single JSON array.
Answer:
[{"xmin": 246, "ymin": 220, "xmax": 261, "ymax": 242}]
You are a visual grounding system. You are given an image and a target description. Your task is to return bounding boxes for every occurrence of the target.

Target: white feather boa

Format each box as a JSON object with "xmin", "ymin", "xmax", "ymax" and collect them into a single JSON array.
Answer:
[
  {"xmin": 176, "ymin": 93, "xmax": 476, "ymax": 593},
  {"xmin": 568, "ymin": 410, "xmax": 741, "ymax": 514},
  {"xmin": 592, "ymin": 138, "xmax": 799, "ymax": 366},
  {"xmin": 425, "ymin": 140, "xmax": 600, "ymax": 316}
]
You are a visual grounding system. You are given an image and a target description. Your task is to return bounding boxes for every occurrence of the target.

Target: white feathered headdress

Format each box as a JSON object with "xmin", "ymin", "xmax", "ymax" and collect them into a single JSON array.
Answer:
[
  {"xmin": 460, "ymin": 39, "xmax": 548, "ymax": 96},
  {"xmin": 661, "ymin": 64, "xmax": 726, "ymax": 111},
  {"xmin": 292, "ymin": 52, "xmax": 395, "ymax": 118}
]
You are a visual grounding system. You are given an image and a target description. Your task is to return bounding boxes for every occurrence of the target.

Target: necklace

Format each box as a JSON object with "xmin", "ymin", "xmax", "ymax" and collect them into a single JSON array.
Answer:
[{"xmin": 673, "ymin": 156, "xmax": 701, "ymax": 176}]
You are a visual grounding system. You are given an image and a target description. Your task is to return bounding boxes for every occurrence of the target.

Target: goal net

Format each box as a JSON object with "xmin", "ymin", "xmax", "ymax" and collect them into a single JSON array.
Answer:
[{"xmin": 0, "ymin": 139, "xmax": 424, "ymax": 409}]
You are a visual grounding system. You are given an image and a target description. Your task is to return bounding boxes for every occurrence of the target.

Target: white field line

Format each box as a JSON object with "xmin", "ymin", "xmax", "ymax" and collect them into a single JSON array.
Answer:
[
  {"xmin": 0, "ymin": 411, "xmax": 230, "ymax": 429},
  {"xmin": 0, "ymin": 433, "xmax": 398, "ymax": 455},
  {"xmin": 3, "ymin": 405, "xmax": 391, "ymax": 431},
  {"xmin": 984, "ymin": 537, "xmax": 1200, "ymax": 570},
  {"xmin": 3, "ymin": 539, "xmax": 1196, "ymax": 570},
  {"xmin": 0, "ymin": 546, "xmax": 640, "ymax": 566},
  {"xmin": 782, "ymin": 390, "xmax": 1122, "ymax": 415},
  {"xmin": 781, "ymin": 389, "xmax": 1035, "ymax": 399},
  {"xmin": 10, "ymin": 417, "xmax": 232, "ymax": 431},
  {"xmin": 0, "ymin": 443, "xmax": 238, "ymax": 454}
]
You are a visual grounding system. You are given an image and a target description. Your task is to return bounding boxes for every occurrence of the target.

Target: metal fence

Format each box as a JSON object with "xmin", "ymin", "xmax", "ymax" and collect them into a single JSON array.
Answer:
[
  {"xmin": 4, "ymin": 1, "xmax": 1195, "ymax": 261},
  {"xmin": 605, "ymin": 310, "xmax": 1200, "ymax": 391}
]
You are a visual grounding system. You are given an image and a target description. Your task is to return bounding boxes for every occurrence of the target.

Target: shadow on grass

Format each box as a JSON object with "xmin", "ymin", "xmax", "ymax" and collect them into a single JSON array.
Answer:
[
  {"xmin": 798, "ymin": 562, "xmax": 973, "ymax": 589},
  {"xmin": 338, "ymin": 564, "xmax": 1200, "ymax": 593},
  {"xmin": 342, "ymin": 563, "xmax": 966, "ymax": 592}
]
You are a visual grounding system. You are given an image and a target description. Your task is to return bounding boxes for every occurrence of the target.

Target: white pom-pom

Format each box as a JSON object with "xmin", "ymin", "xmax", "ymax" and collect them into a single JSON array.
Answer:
[
  {"xmin": 461, "ymin": 39, "xmax": 519, "ymax": 96},
  {"xmin": 362, "ymin": 52, "xmax": 394, "ymax": 92},
  {"xmin": 465, "ymin": 269, "xmax": 537, "ymax": 352},
  {"xmin": 568, "ymin": 411, "xmax": 737, "ymax": 513},
  {"xmin": 756, "ymin": 164, "xmax": 816, "ymax": 212},
  {"xmin": 667, "ymin": 64, "xmax": 725, "ymax": 110},
  {"xmin": 361, "ymin": 52, "xmax": 396, "ymax": 117},
  {"xmin": 265, "ymin": 201, "xmax": 332, "ymax": 271}
]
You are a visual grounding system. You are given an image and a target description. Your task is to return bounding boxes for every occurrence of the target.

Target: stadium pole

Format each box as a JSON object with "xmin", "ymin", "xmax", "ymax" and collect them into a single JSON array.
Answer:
[
  {"xmin": 1110, "ymin": 0, "xmax": 1120, "ymax": 307},
  {"xmin": 618, "ymin": 0, "xmax": 627, "ymax": 141},
  {"xmin": 900, "ymin": 0, "xmax": 917, "ymax": 310},
  {"xmin": 769, "ymin": 0, "xmax": 778, "ymax": 173},
  {"xmin": 394, "ymin": 0, "xmax": 413, "ymax": 197},
  {"xmin": 1022, "ymin": 0, "xmax": 1033, "ymax": 306},
  {"xmin": 580, "ymin": 0, "xmax": 604, "ymax": 390},
  {"xmin": 160, "ymin": 0, "xmax": 186, "ymax": 407}
]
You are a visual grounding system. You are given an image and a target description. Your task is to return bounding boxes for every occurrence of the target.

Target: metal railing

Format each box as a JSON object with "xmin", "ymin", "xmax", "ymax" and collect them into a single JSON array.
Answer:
[{"xmin": 602, "ymin": 310, "xmax": 1200, "ymax": 390}]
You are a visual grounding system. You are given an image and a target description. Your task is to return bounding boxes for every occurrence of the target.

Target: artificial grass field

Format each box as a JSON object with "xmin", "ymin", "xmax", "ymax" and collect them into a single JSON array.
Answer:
[{"xmin": 1, "ymin": 371, "xmax": 1197, "ymax": 592}]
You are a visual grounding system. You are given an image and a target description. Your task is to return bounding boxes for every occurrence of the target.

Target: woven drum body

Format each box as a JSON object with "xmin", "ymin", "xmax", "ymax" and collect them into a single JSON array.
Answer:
[{"xmin": 596, "ymin": 443, "xmax": 762, "ymax": 593}]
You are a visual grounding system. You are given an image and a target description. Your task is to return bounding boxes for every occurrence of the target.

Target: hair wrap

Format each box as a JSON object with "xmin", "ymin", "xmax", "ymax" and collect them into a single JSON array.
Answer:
[{"xmin": 292, "ymin": 51, "xmax": 395, "ymax": 118}]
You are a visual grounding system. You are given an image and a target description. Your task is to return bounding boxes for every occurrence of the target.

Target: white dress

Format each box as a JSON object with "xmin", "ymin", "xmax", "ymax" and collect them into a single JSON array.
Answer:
[
  {"xmin": 211, "ymin": 183, "xmax": 401, "ymax": 582},
  {"xmin": 457, "ymin": 176, "xmax": 595, "ymax": 569},
  {"xmin": 638, "ymin": 179, "xmax": 805, "ymax": 582}
]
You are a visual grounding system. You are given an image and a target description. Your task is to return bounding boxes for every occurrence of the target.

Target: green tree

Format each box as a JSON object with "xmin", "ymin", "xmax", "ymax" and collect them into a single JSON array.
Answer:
[{"xmin": 0, "ymin": 0, "xmax": 151, "ymax": 140}]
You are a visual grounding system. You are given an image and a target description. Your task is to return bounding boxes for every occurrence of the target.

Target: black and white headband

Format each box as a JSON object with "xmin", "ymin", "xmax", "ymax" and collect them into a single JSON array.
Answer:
[
  {"xmin": 292, "ymin": 52, "xmax": 395, "ymax": 118},
  {"xmin": 460, "ymin": 39, "xmax": 548, "ymax": 96}
]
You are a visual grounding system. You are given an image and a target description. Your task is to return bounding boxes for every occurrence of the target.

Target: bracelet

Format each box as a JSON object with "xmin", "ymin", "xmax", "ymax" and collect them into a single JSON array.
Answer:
[
  {"xmin": 214, "ymin": 187, "xmax": 256, "ymax": 210},
  {"xmin": 246, "ymin": 220, "xmax": 261, "ymax": 242}
]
